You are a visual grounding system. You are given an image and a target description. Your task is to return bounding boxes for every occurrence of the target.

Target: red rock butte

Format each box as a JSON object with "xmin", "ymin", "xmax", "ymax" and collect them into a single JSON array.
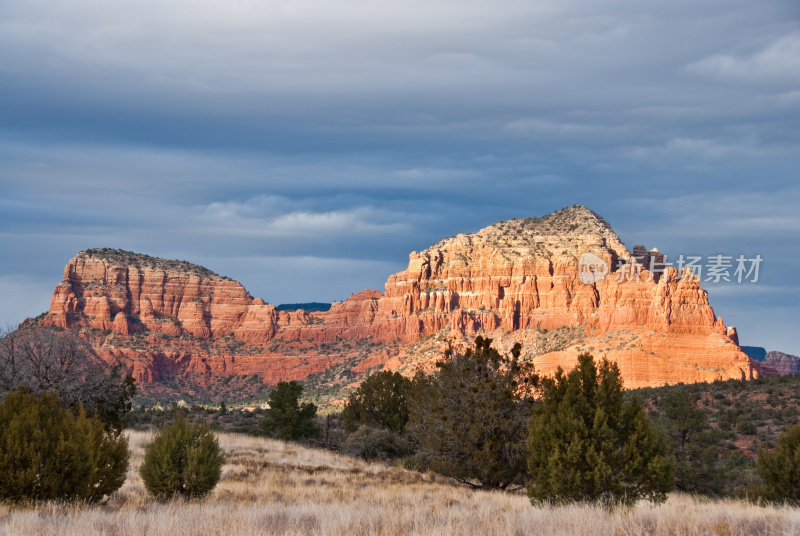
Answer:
[{"xmin": 36, "ymin": 205, "xmax": 758, "ymax": 391}]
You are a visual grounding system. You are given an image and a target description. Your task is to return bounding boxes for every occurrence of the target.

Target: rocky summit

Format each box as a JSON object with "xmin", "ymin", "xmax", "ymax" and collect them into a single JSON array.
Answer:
[{"xmin": 33, "ymin": 206, "xmax": 758, "ymax": 397}]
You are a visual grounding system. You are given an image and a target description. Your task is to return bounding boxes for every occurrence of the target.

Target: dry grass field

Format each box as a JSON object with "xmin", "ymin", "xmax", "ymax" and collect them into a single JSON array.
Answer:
[{"xmin": 0, "ymin": 430, "xmax": 798, "ymax": 536}]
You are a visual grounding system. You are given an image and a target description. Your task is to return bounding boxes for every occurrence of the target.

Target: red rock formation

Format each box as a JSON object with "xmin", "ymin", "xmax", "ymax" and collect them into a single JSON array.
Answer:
[
  {"xmin": 46, "ymin": 249, "xmax": 277, "ymax": 340},
  {"xmin": 761, "ymin": 351, "xmax": 800, "ymax": 375},
  {"xmin": 36, "ymin": 207, "xmax": 758, "ymax": 392}
]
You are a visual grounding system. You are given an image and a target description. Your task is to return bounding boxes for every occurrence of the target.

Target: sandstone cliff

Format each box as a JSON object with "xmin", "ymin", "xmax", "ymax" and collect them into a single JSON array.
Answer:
[
  {"xmin": 47, "ymin": 248, "xmax": 278, "ymax": 341},
  {"xmin": 37, "ymin": 206, "xmax": 758, "ymax": 393}
]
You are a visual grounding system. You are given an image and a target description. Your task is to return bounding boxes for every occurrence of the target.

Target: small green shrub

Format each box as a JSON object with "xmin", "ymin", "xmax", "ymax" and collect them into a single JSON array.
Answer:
[
  {"xmin": 757, "ymin": 424, "xmax": 800, "ymax": 505},
  {"xmin": 737, "ymin": 421, "xmax": 757, "ymax": 435},
  {"xmin": 139, "ymin": 413, "xmax": 224, "ymax": 500},
  {"xmin": 342, "ymin": 370, "xmax": 411, "ymax": 434},
  {"xmin": 0, "ymin": 387, "xmax": 128, "ymax": 503}
]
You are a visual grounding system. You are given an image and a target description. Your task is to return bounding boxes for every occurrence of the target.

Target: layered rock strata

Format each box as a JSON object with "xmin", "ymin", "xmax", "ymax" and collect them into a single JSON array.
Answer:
[{"xmin": 38, "ymin": 206, "xmax": 757, "ymax": 389}]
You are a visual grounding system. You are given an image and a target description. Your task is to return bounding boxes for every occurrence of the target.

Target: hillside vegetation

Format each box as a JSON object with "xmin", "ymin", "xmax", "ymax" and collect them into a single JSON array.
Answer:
[
  {"xmin": 635, "ymin": 373, "xmax": 800, "ymax": 456},
  {"xmin": 1, "ymin": 430, "xmax": 797, "ymax": 536},
  {"xmin": 83, "ymin": 248, "xmax": 233, "ymax": 281},
  {"xmin": 634, "ymin": 373, "xmax": 800, "ymax": 496},
  {"xmin": 126, "ymin": 359, "xmax": 800, "ymax": 501}
]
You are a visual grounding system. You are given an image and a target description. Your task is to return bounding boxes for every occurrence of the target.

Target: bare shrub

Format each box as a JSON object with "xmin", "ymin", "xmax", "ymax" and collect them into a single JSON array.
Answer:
[{"xmin": 0, "ymin": 327, "xmax": 134, "ymax": 429}]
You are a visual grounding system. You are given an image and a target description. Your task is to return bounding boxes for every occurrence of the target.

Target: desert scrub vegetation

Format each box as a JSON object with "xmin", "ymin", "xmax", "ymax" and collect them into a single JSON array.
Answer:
[
  {"xmin": 83, "ymin": 248, "xmax": 233, "ymax": 281},
  {"xmin": 515, "ymin": 325, "xmax": 588, "ymax": 357},
  {"xmin": 424, "ymin": 205, "xmax": 624, "ymax": 263},
  {"xmin": 126, "ymin": 403, "xmax": 270, "ymax": 434},
  {"xmin": 140, "ymin": 413, "xmax": 224, "ymax": 500},
  {"xmin": 0, "ymin": 429, "xmax": 798, "ymax": 536},
  {"xmin": 636, "ymin": 373, "xmax": 800, "ymax": 453},
  {"xmin": 131, "ymin": 372, "xmax": 270, "ymax": 408},
  {"xmin": 0, "ymin": 388, "xmax": 128, "ymax": 503},
  {"xmin": 127, "ymin": 389, "xmax": 308, "ymax": 436},
  {"xmin": 636, "ymin": 373, "xmax": 800, "ymax": 497}
]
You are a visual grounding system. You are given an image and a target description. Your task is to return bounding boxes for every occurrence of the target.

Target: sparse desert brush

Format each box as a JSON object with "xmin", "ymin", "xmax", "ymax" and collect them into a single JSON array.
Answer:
[{"xmin": 0, "ymin": 429, "xmax": 799, "ymax": 535}]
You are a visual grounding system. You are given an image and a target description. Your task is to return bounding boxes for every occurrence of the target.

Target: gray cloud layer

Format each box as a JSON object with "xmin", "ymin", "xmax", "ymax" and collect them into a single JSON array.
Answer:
[{"xmin": 1, "ymin": 0, "xmax": 798, "ymax": 352}]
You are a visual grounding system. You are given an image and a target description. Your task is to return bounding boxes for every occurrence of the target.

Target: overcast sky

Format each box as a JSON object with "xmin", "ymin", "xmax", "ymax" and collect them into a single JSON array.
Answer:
[{"xmin": 1, "ymin": 0, "xmax": 798, "ymax": 353}]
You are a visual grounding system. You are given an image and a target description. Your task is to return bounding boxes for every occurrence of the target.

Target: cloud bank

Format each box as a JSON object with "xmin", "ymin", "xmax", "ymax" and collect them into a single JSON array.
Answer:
[{"xmin": 0, "ymin": 0, "xmax": 798, "ymax": 352}]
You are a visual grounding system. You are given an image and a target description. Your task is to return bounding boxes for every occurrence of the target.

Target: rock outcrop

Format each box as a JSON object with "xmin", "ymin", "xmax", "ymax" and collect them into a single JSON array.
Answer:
[
  {"xmin": 738, "ymin": 347, "xmax": 799, "ymax": 376},
  {"xmin": 36, "ymin": 206, "xmax": 758, "ymax": 392},
  {"xmin": 762, "ymin": 351, "xmax": 800, "ymax": 375},
  {"xmin": 47, "ymin": 248, "xmax": 278, "ymax": 341}
]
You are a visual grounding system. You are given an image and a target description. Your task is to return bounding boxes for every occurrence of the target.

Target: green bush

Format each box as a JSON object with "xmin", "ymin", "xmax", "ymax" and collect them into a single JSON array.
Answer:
[
  {"xmin": 139, "ymin": 413, "xmax": 224, "ymax": 500},
  {"xmin": 527, "ymin": 353, "xmax": 673, "ymax": 507},
  {"xmin": 260, "ymin": 381, "xmax": 320, "ymax": 440},
  {"xmin": 0, "ymin": 387, "xmax": 129, "ymax": 503},
  {"xmin": 657, "ymin": 389, "xmax": 726, "ymax": 496},
  {"xmin": 343, "ymin": 370, "xmax": 411, "ymax": 434},
  {"xmin": 407, "ymin": 337, "xmax": 538, "ymax": 490},
  {"xmin": 757, "ymin": 424, "xmax": 800, "ymax": 505},
  {"xmin": 737, "ymin": 421, "xmax": 757, "ymax": 435},
  {"xmin": 342, "ymin": 425, "xmax": 410, "ymax": 460}
]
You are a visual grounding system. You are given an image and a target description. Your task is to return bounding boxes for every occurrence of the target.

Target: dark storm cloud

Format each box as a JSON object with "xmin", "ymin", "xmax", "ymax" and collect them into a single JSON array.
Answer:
[{"xmin": 0, "ymin": 0, "xmax": 798, "ymax": 351}]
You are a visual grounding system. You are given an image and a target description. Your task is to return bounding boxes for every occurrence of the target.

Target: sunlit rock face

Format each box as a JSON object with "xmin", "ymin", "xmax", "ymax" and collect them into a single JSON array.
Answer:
[{"xmin": 38, "ymin": 206, "xmax": 756, "ymax": 390}]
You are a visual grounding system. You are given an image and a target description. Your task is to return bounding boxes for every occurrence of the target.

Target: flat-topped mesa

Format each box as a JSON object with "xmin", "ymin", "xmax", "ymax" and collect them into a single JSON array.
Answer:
[
  {"xmin": 36, "ymin": 206, "xmax": 758, "ymax": 390},
  {"xmin": 45, "ymin": 248, "xmax": 277, "ymax": 340}
]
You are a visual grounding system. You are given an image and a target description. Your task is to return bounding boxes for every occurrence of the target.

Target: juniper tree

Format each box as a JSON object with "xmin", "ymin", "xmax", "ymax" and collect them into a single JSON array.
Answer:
[
  {"xmin": 261, "ymin": 381, "xmax": 320, "ymax": 440},
  {"xmin": 757, "ymin": 424, "xmax": 800, "ymax": 505},
  {"xmin": 139, "ymin": 412, "xmax": 224, "ymax": 500},
  {"xmin": 0, "ymin": 387, "xmax": 128, "ymax": 503},
  {"xmin": 657, "ymin": 388, "xmax": 725, "ymax": 495},
  {"xmin": 527, "ymin": 353, "xmax": 673, "ymax": 507},
  {"xmin": 343, "ymin": 370, "xmax": 411, "ymax": 434},
  {"xmin": 407, "ymin": 337, "xmax": 538, "ymax": 490}
]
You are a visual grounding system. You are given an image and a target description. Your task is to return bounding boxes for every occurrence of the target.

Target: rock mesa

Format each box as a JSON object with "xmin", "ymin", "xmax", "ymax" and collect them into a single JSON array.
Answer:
[{"xmin": 37, "ymin": 206, "xmax": 758, "ymax": 391}]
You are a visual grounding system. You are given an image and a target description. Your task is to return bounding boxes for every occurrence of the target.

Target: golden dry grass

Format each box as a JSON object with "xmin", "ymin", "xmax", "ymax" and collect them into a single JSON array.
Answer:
[{"xmin": 0, "ymin": 430, "xmax": 798, "ymax": 535}]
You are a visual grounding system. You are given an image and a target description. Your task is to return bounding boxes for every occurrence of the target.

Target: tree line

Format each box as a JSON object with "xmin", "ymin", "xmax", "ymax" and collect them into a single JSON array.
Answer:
[
  {"xmin": 1, "ymin": 326, "xmax": 799, "ymax": 507},
  {"xmin": 264, "ymin": 336, "xmax": 800, "ymax": 507}
]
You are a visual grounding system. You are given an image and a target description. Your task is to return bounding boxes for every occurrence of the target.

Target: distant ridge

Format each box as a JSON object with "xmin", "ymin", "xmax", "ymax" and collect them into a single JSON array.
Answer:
[
  {"xmin": 741, "ymin": 346, "xmax": 767, "ymax": 361},
  {"xmin": 276, "ymin": 303, "xmax": 332, "ymax": 312}
]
